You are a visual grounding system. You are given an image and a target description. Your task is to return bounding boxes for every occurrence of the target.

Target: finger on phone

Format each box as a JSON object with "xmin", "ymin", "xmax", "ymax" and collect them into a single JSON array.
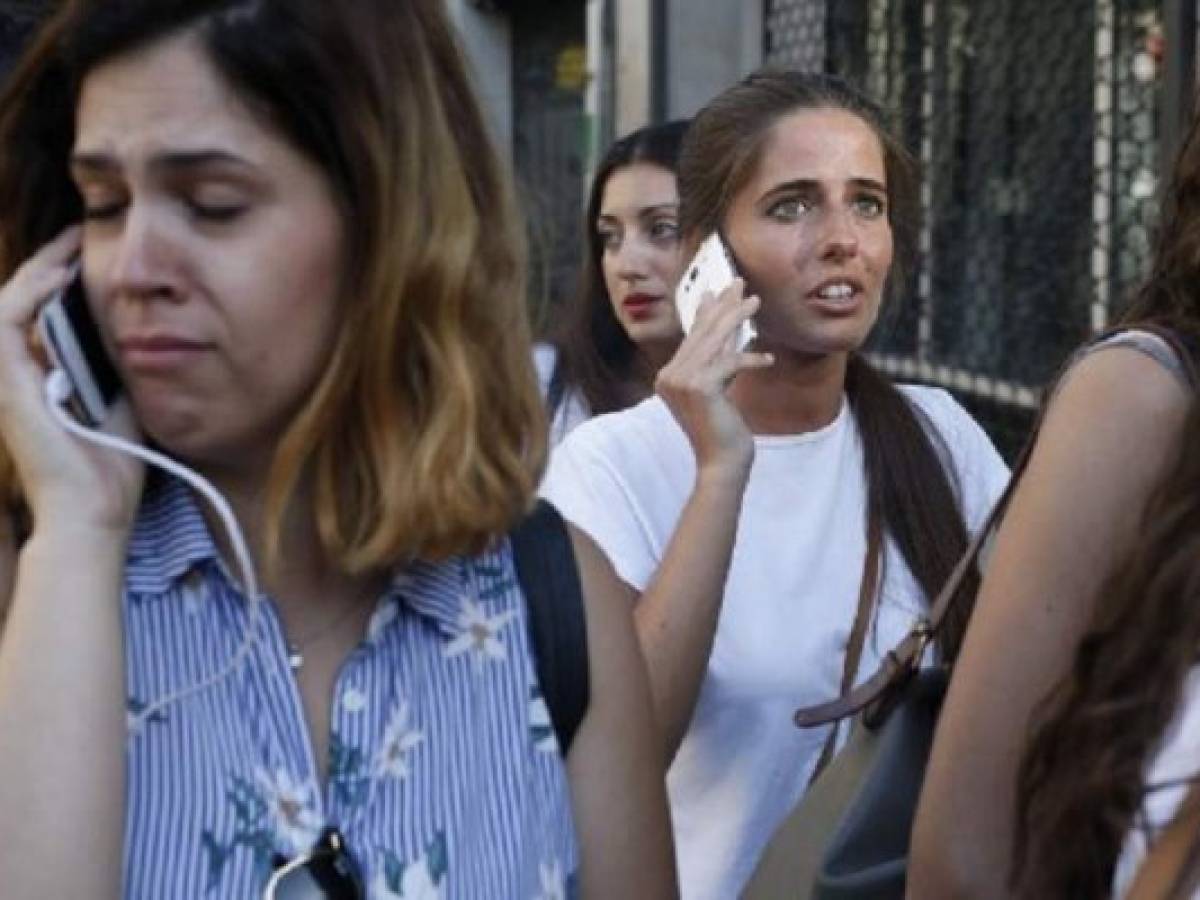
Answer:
[
  {"xmin": 43, "ymin": 225, "xmax": 82, "ymax": 261},
  {"xmin": 710, "ymin": 348, "xmax": 773, "ymax": 388},
  {"xmin": 1, "ymin": 263, "xmax": 73, "ymax": 327},
  {"xmin": 24, "ymin": 322, "xmax": 50, "ymax": 369},
  {"xmin": 12, "ymin": 226, "xmax": 80, "ymax": 283},
  {"xmin": 739, "ymin": 350, "xmax": 774, "ymax": 369},
  {"xmin": 715, "ymin": 277, "xmax": 745, "ymax": 304}
]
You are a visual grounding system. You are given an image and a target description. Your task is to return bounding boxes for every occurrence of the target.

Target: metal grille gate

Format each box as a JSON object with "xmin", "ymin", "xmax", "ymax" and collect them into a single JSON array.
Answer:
[{"xmin": 766, "ymin": 0, "xmax": 1173, "ymax": 458}]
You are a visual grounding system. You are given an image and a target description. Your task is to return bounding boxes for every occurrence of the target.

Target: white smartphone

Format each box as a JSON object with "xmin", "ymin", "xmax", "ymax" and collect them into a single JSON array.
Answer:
[
  {"xmin": 674, "ymin": 232, "xmax": 756, "ymax": 351},
  {"xmin": 36, "ymin": 267, "xmax": 123, "ymax": 426}
]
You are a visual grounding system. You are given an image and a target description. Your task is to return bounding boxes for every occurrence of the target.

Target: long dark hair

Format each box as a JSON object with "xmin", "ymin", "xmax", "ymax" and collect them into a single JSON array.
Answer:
[
  {"xmin": 547, "ymin": 119, "xmax": 689, "ymax": 419},
  {"xmin": 1012, "ymin": 115, "xmax": 1200, "ymax": 897},
  {"xmin": 677, "ymin": 69, "xmax": 975, "ymax": 657}
]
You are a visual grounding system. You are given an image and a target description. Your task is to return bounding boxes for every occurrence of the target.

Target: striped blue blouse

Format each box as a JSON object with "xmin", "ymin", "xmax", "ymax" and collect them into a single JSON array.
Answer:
[{"xmin": 119, "ymin": 477, "xmax": 579, "ymax": 898}]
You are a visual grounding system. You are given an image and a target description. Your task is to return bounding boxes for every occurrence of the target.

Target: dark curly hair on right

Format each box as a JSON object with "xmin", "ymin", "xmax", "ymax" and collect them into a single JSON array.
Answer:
[{"xmin": 1012, "ymin": 112, "xmax": 1200, "ymax": 897}]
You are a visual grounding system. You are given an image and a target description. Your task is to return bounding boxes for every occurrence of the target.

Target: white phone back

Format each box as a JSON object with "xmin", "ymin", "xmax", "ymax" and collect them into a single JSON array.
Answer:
[{"xmin": 674, "ymin": 232, "xmax": 756, "ymax": 350}]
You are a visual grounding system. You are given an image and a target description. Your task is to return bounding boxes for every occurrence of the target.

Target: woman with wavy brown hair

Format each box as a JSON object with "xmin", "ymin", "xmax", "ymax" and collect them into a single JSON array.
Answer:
[
  {"xmin": 0, "ymin": 1, "xmax": 675, "ymax": 897},
  {"xmin": 909, "ymin": 113, "xmax": 1200, "ymax": 898}
]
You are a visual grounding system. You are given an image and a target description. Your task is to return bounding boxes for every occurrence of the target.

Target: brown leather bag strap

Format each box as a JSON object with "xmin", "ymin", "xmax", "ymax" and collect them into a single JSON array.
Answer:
[
  {"xmin": 843, "ymin": 507, "xmax": 883, "ymax": 701},
  {"xmin": 794, "ymin": 324, "xmax": 1200, "ymax": 730},
  {"xmin": 794, "ymin": 434, "xmax": 1032, "ymax": 727},
  {"xmin": 806, "ymin": 505, "xmax": 883, "ymax": 784},
  {"xmin": 1127, "ymin": 780, "xmax": 1200, "ymax": 900}
]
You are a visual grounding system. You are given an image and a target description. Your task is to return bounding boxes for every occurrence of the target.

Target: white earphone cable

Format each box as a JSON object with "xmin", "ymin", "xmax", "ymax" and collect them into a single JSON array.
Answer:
[{"xmin": 43, "ymin": 370, "xmax": 263, "ymax": 733}]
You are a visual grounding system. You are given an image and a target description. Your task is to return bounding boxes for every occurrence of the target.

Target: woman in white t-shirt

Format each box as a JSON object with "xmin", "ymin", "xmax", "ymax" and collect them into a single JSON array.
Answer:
[
  {"xmin": 541, "ymin": 70, "xmax": 1009, "ymax": 898},
  {"xmin": 538, "ymin": 120, "xmax": 689, "ymax": 445}
]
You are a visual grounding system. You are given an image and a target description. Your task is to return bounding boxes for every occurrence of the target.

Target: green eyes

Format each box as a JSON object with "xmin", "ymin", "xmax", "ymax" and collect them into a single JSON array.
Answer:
[
  {"xmin": 854, "ymin": 196, "xmax": 886, "ymax": 218},
  {"xmin": 767, "ymin": 198, "xmax": 810, "ymax": 221},
  {"xmin": 766, "ymin": 195, "xmax": 887, "ymax": 221}
]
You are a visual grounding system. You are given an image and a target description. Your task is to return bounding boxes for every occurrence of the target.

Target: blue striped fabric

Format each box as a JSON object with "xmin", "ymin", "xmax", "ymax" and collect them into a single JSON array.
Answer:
[{"xmin": 120, "ymin": 477, "xmax": 579, "ymax": 898}]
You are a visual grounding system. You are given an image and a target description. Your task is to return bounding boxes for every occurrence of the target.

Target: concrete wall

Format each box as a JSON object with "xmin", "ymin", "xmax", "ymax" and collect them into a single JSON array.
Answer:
[
  {"xmin": 665, "ymin": 0, "xmax": 763, "ymax": 119},
  {"xmin": 600, "ymin": 0, "xmax": 764, "ymax": 137},
  {"xmin": 614, "ymin": 0, "xmax": 653, "ymax": 135}
]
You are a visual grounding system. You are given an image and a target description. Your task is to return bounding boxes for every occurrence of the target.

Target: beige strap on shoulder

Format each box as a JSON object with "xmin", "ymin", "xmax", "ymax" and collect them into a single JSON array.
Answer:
[
  {"xmin": 1127, "ymin": 781, "xmax": 1200, "ymax": 900},
  {"xmin": 806, "ymin": 506, "xmax": 882, "ymax": 786}
]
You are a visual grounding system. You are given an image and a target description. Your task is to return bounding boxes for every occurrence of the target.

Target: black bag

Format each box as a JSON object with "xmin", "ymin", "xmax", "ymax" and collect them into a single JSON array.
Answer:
[{"xmin": 510, "ymin": 498, "xmax": 590, "ymax": 754}]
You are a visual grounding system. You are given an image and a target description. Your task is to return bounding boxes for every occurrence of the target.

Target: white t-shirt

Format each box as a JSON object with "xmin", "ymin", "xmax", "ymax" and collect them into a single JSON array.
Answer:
[
  {"xmin": 1112, "ymin": 667, "xmax": 1200, "ymax": 897},
  {"xmin": 540, "ymin": 385, "xmax": 1009, "ymax": 900},
  {"xmin": 533, "ymin": 343, "xmax": 591, "ymax": 447}
]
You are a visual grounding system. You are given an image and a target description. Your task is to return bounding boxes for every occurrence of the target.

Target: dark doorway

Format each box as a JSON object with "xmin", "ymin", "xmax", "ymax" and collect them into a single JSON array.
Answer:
[{"xmin": 510, "ymin": 0, "xmax": 587, "ymax": 331}]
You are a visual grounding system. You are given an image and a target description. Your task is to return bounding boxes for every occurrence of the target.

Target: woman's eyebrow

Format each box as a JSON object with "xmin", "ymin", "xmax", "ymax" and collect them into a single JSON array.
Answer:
[
  {"xmin": 637, "ymin": 202, "xmax": 679, "ymax": 217},
  {"xmin": 600, "ymin": 201, "xmax": 678, "ymax": 220},
  {"xmin": 69, "ymin": 149, "xmax": 256, "ymax": 177},
  {"xmin": 759, "ymin": 176, "xmax": 886, "ymax": 201},
  {"xmin": 848, "ymin": 177, "xmax": 888, "ymax": 193}
]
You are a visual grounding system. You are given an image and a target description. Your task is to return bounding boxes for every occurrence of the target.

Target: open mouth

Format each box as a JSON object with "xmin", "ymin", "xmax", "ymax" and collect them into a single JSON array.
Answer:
[{"xmin": 807, "ymin": 278, "xmax": 864, "ymax": 312}]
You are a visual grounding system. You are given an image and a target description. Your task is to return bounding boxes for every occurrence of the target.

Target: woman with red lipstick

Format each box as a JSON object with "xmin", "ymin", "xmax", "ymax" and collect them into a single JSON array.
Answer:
[
  {"xmin": 0, "ymin": 1, "xmax": 675, "ymax": 897},
  {"xmin": 540, "ymin": 120, "xmax": 689, "ymax": 445},
  {"xmin": 541, "ymin": 70, "xmax": 1009, "ymax": 898}
]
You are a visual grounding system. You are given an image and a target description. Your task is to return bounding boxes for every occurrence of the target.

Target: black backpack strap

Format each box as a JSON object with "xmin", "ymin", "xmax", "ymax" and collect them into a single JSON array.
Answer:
[{"xmin": 510, "ymin": 499, "xmax": 590, "ymax": 755}]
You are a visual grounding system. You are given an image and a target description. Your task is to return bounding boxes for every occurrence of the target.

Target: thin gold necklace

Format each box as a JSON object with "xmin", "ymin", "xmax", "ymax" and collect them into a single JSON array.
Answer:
[{"xmin": 284, "ymin": 580, "xmax": 382, "ymax": 671}]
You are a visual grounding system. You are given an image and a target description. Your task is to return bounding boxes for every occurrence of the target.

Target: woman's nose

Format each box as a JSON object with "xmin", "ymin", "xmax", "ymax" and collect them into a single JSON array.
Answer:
[
  {"xmin": 818, "ymin": 208, "xmax": 860, "ymax": 261},
  {"xmin": 105, "ymin": 205, "xmax": 178, "ymax": 301},
  {"xmin": 614, "ymin": 238, "xmax": 651, "ymax": 281}
]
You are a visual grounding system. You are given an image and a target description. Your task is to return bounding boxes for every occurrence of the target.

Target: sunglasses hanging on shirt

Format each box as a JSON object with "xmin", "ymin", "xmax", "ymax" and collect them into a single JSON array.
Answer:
[{"xmin": 263, "ymin": 827, "xmax": 364, "ymax": 900}]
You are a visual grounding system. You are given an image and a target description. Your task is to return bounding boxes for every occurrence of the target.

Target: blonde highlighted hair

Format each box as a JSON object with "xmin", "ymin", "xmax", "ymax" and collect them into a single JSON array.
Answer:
[{"xmin": 0, "ymin": 0, "xmax": 546, "ymax": 569}]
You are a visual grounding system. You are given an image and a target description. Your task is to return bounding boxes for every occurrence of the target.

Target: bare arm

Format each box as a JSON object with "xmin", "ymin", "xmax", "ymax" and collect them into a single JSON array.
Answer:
[
  {"xmin": 633, "ymin": 466, "xmax": 749, "ymax": 761},
  {"xmin": 0, "ymin": 228, "xmax": 143, "ymax": 898},
  {"xmin": 566, "ymin": 526, "xmax": 678, "ymax": 899},
  {"xmin": 628, "ymin": 282, "xmax": 772, "ymax": 763},
  {"xmin": 908, "ymin": 348, "xmax": 1192, "ymax": 899},
  {"xmin": 0, "ymin": 525, "xmax": 129, "ymax": 899}
]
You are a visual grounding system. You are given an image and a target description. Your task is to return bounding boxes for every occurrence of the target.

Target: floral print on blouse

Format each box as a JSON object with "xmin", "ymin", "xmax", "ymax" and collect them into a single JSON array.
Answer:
[{"xmin": 120, "ymin": 477, "xmax": 579, "ymax": 898}]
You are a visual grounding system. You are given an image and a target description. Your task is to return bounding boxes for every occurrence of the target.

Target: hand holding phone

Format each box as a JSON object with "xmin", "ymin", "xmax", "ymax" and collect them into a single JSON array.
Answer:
[
  {"xmin": 36, "ymin": 266, "xmax": 122, "ymax": 427},
  {"xmin": 674, "ymin": 232, "xmax": 757, "ymax": 351}
]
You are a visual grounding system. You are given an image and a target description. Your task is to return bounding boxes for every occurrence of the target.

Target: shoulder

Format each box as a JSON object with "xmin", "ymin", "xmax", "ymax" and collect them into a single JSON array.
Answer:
[
  {"xmin": 542, "ymin": 395, "xmax": 687, "ymax": 509},
  {"xmin": 1050, "ymin": 339, "xmax": 1192, "ymax": 444},
  {"xmin": 1005, "ymin": 341, "xmax": 1192, "ymax": 534},
  {"xmin": 895, "ymin": 383, "xmax": 1004, "ymax": 469},
  {"xmin": 553, "ymin": 395, "xmax": 683, "ymax": 465},
  {"xmin": 1076, "ymin": 327, "xmax": 1194, "ymax": 391},
  {"xmin": 898, "ymin": 384, "xmax": 974, "ymax": 430},
  {"xmin": 540, "ymin": 397, "xmax": 689, "ymax": 591},
  {"xmin": 894, "ymin": 384, "xmax": 1010, "ymax": 523}
]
